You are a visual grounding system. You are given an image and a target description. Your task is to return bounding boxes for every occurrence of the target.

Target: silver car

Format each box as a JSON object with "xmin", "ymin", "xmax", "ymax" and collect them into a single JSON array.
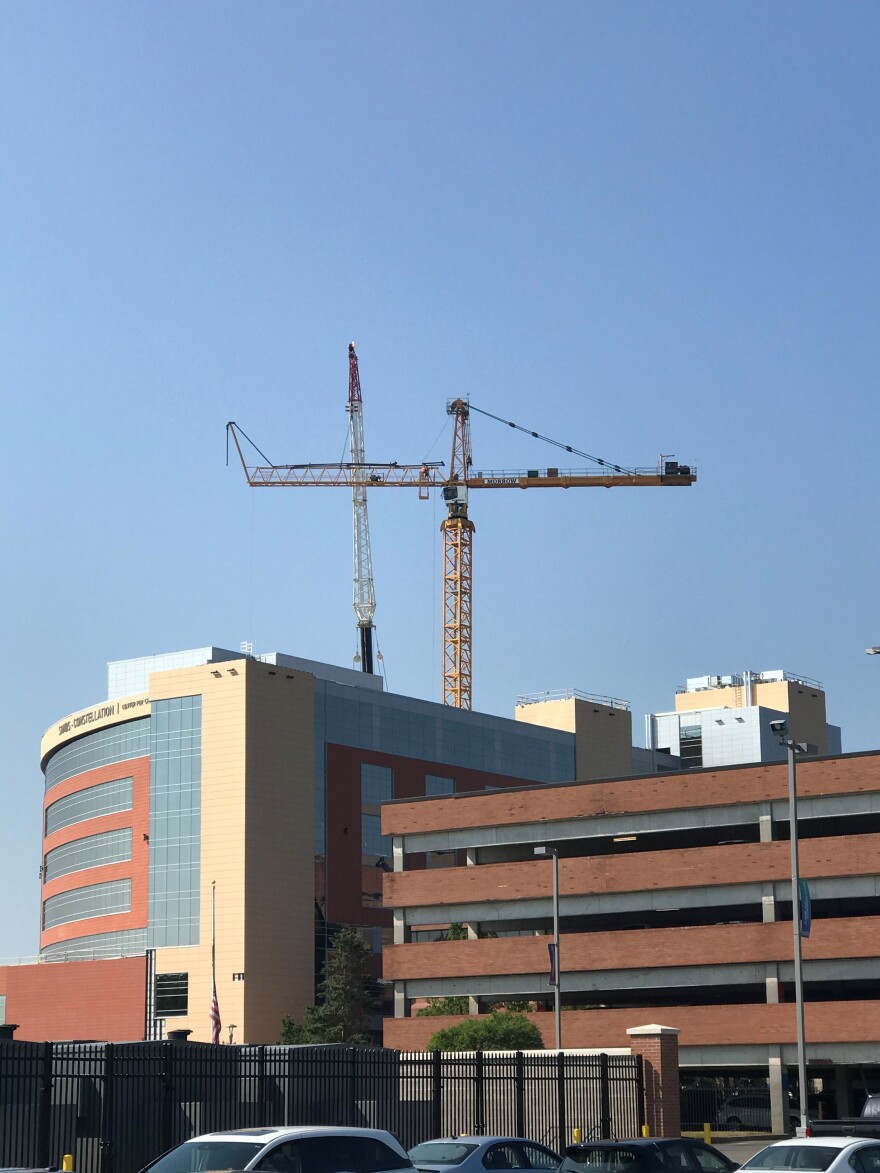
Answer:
[
  {"xmin": 409, "ymin": 1137, "xmax": 562, "ymax": 1173},
  {"xmin": 142, "ymin": 1126, "xmax": 414, "ymax": 1173}
]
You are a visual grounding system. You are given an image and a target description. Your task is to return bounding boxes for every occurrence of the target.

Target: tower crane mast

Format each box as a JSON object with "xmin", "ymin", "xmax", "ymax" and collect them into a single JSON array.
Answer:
[
  {"xmin": 227, "ymin": 357, "xmax": 697, "ymax": 711},
  {"xmin": 347, "ymin": 342, "xmax": 377, "ymax": 674}
]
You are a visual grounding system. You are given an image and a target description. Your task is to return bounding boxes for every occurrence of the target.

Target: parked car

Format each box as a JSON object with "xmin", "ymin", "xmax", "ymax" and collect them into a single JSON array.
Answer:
[
  {"xmin": 714, "ymin": 1090, "xmax": 800, "ymax": 1134},
  {"xmin": 808, "ymin": 1093, "xmax": 880, "ymax": 1138},
  {"xmin": 563, "ymin": 1138, "xmax": 737, "ymax": 1173},
  {"xmin": 141, "ymin": 1126, "xmax": 414, "ymax": 1173},
  {"xmin": 740, "ymin": 1137, "xmax": 880, "ymax": 1173},
  {"xmin": 409, "ymin": 1137, "xmax": 563, "ymax": 1173}
]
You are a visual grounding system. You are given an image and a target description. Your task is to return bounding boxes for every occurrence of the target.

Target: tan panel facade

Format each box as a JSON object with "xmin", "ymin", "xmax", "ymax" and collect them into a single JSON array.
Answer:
[
  {"xmin": 515, "ymin": 697, "xmax": 631, "ymax": 781},
  {"xmin": 151, "ymin": 659, "xmax": 315, "ymax": 1043}
]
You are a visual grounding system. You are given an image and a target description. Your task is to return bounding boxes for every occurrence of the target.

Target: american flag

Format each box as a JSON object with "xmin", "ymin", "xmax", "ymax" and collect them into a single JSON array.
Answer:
[{"xmin": 210, "ymin": 980, "xmax": 221, "ymax": 1044}]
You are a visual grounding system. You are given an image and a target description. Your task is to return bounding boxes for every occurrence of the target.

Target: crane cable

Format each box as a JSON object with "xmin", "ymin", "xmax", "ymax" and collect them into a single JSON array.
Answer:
[{"xmin": 468, "ymin": 403, "xmax": 637, "ymax": 476}]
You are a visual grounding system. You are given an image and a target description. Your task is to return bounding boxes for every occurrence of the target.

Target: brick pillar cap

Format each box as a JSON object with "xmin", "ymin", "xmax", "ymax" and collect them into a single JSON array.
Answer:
[{"xmin": 626, "ymin": 1024, "xmax": 680, "ymax": 1037}]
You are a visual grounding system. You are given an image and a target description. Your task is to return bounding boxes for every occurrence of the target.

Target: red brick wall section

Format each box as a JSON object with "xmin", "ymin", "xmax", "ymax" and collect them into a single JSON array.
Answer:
[
  {"xmin": 382, "ymin": 753, "xmax": 880, "ymax": 837},
  {"xmin": 384, "ymin": 835, "xmax": 880, "ymax": 909},
  {"xmin": 383, "ymin": 916, "xmax": 880, "ymax": 980},
  {"xmin": 383, "ymin": 1000, "xmax": 880, "ymax": 1052},
  {"xmin": 627, "ymin": 1026, "xmax": 681, "ymax": 1138},
  {"xmin": 0, "ymin": 956, "xmax": 147, "ymax": 1041}
]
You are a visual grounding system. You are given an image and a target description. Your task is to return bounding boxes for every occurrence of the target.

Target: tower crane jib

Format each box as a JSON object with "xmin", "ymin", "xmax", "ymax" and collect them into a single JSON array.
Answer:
[{"xmin": 227, "ymin": 358, "xmax": 697, "ymax": 711}]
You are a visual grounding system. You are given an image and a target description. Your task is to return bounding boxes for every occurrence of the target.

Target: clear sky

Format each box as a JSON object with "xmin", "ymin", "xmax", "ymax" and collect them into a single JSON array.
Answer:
[{"xmin": 2, "ymin": 2, "xmax": 879, "ymax": 959}]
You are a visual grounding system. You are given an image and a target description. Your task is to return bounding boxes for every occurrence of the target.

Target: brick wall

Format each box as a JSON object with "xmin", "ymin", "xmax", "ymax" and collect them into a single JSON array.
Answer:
[
  {"xmin": 383, "ymin": 999, "xmax": 880, "ymax": 1051},
  {"xmin": 0, "ymin": 956, "xmax": 147, "ymax": 1041}
]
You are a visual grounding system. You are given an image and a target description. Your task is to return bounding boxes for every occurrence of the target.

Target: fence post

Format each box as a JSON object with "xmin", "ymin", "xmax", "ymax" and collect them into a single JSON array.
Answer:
[
  {"xmin": 432, "ymin": 1051, "xmax": 443, "ymax": 1138},
  {"xmin": 475, "ymin": 1051, "xmax": 485, "ymax": 1135},
  {"xmin": 100, "ymin": 1044, "xmax": 115, "ymax": 1173},
  {"xmin": 599, "ymin": 1053, "xmax": 611, "ymax": 1139},
  {"xmin": 348, "ymin": 1048, "xmax": 358, "ymax": 1127},
  {"xmin": 162, "ymin": 1041, "xmax": 175, "ymax": 1153},
  {"xmin": 37, "ymin": 1042, "xmax": 53, "ymax": 1169},
  {"xmin": 556, "ymin": 1052, "xmax": 566, "ymax": 1152},
  {"xmin": 515, "ymin": 1052, "xmax": 525, "ymax": 1140},
  {"xmin": 258, "ymin": 1046, "xmax": 267, "ymax": 1127}
]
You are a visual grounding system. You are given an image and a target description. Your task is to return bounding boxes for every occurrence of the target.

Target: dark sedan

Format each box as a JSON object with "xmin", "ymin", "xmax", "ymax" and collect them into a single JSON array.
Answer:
[{"xmin": 563, "ymin": 1139, "xmax": 738, "ymax": 1173}]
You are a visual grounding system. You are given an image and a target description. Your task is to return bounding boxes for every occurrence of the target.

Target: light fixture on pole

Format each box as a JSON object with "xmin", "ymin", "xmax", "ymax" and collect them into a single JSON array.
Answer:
[
  {"xmin": 770, "ymin": 718, "xmax": 815, "ymax": 1135},
  {"xmin": 534, "ymin": 845, "xmax": 561, "ymax": 1051},
  {"xmin": 227, "ymin": 1023, "xmax": 237, "ymax": 1045}
]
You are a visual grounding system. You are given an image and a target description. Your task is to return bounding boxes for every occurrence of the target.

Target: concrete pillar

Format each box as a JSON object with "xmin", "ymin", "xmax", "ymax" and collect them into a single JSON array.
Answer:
[
  {"xmin": 468, "ymin": 996, "xmax": 479, "ymax": 1015},
  {"xmin": 394, "ymin": 983, "xmax": 410, "ymax": 1018},
  {"xmin": 392, "ymin": 839, "xmax": 404, "ymax": 871},
  {"xmin": 833, "ymin": 1066, "xmax": 850, "ymax": 1117},
  {"xmin": 762, "ymin": 893, "xmax": 777, "ymax": 923},
  {"xmin": 766, "ymin": 964, "xmax": 781, "ymax": 1004},
  {"xmin": 759, "ymin": 815, "xmax": 775, "ymax": 843},
  {"xmin": 467, "ymin": 923, "xmax": 478, "ymax": 940},
  {"xmin": 393, "ymin": 909, "xmax": 406, "ymax": 945},
  {"xmin": 627, "ymin": 1024, "xmax": 681, "ymax": 1138},
  {"xmin": 768, "ymin": 1047, "xmax": 787, "ymax": 1134},
  {"xmin": 466, "ymin": 848, "xmax": 477, "ymax": 866}
]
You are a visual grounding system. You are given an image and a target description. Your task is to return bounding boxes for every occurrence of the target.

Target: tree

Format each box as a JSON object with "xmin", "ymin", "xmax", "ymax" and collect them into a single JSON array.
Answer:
[
  {"xmin": 280, "ymin": 925, "xmax": 375, "ymax": 1044},
  {"xmin": 417, "ymin": 995, "xmax": 470, "ymax": 1017},
  {"xmin": 445, "ymin": 922, "xmax": 468, "ymax": 940},
  {"xmin": 426, "ymin": 1010, "xmax": 544, "ymax": 1052}
]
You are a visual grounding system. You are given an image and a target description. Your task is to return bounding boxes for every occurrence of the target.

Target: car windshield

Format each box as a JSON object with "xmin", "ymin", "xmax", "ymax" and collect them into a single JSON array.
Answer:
[
  {"xmin": 742, "ymin": 1147, "xmax": 841, "ymax": 1171},
  {"xmin": 148, "ymin": 1141, "xmax": 266, "ymax": 1173},
  {"xmin": 408, "ymin": 1144, "xmax": 479, "ymax": 1166}
]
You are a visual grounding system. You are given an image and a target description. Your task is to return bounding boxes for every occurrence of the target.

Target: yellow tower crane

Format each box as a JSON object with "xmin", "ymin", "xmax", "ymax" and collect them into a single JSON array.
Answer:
[{"xmin": 227, "ymin": 381, "xmax": 696, "ymax": 710}]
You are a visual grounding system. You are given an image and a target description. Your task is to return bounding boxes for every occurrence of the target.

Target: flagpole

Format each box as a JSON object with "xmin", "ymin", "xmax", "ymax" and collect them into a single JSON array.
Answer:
[{"xmin": 210, "ymin": 880, "xmax": 221, "ymax": 1045}]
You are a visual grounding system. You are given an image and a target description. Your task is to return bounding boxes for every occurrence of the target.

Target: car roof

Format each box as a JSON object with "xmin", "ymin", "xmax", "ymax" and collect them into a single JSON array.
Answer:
[
  {"xmin": 755, "ymin": 1139, "xmax": 872, "ymax": 1150},
  {"xmin": 419, "ymin": 1138, "xmax": 548, "ymax": 1146},
  {"xmin": 189, "ymin": 1127, "xmax": 401, "ymax": 1143},
  {"xmin": 569, "ymin": 1140, "xmax": 706, "ymax": 1149}
]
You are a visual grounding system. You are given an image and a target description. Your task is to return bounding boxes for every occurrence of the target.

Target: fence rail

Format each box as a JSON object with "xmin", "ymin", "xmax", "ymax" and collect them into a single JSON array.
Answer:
[{"xmin": 0, "ymin": 1042, "xmax": 644, "ymax": 1173}]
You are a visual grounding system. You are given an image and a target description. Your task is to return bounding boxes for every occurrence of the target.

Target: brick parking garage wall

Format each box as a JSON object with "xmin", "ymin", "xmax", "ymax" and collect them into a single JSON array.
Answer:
[{"xmin": 627, "ymin": 1025, "xmax": 681, "ymax": 1138}]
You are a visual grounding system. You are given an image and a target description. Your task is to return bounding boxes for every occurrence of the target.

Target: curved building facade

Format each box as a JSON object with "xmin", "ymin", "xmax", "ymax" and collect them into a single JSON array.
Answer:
[
  {"xmin": 18, "ymin": 646, "xmax": 578, "ymax": 1044},
  {"xmin": 40, "ymin": 704, "xmax": 152, "ymax": 961}
]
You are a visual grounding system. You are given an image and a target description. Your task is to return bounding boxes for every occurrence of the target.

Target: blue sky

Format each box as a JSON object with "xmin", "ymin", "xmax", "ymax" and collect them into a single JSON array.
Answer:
[{"xmin": 1, "ymin": 2, "xmax": 878, "ymax": 958}]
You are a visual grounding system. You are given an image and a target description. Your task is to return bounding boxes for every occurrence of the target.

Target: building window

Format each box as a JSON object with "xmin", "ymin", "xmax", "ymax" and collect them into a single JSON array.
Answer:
[
  {"xmin": 44, "ymin": 828, "xmax": 133, "ymax": 882},
  {"xmin": 426, "ymin": 774, "xmax": 454, "ymax": 796},
  {"xmin": 155, "ymin": 972, "xmax": 188, "ymax": 1017},
  {"xmin": 45, "ymin": 777, "xmax": 133, "ymax": 836},
  {"xmin": 43, "ymin": 879, "xmax": 131, "ymax": 930},
  {"xmin": 44, "ymin": 719, "xmax": 150, "ymax": 792},
  {"xmin": 148, "ymin": 696, "xmax": 202, "ymax": 949},
  {"xmin": 361, "ymin": 764, "xmax": 393, "ymax": 865},
  {"xmin": 361, "ymin": 813, "xmax": 390, "ymax": 857},
  {"xmin": 361, "ymin": 763, "xmax": 393, "ymax": 807},
  {"xmin": 679, "ymin": 725, "xmax": 703, "ymax": 769}
]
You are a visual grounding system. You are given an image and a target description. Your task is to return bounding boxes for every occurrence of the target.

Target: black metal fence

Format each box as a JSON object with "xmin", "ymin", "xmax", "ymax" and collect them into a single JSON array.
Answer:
[{"xmin": 0, "ymin": 1042, "xmax": 643, "ymax": 1173}]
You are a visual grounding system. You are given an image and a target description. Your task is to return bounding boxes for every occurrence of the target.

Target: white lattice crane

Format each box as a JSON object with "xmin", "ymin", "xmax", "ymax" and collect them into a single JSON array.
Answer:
[{"xmin": 347, "ymin": 342, "xmax": 377, "ymax": 674}]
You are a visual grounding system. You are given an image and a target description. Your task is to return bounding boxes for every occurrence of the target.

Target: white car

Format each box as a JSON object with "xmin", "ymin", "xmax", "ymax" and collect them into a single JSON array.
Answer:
[
  {"xmin": 741, "ymin": 1137, "xmax": 880, "ymax": 1173},
  {"xmin": 141, "ymin": 1126, "xmax": 414, "ymax": 1173}
]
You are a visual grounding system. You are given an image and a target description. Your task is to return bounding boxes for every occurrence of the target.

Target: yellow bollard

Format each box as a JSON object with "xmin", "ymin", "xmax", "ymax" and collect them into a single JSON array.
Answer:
[
  {"xmin": 572, "ymin": 1129, "xmax": 582, "ymax": 1144},
  {"xmin": 62, "ymin": 1156, "xmax": 74, "ymax": 1172},
  {"xmin": 703, "ymin": 1124, "xmax": 712, "ymax": 1145},
  {"xmin": 641, "ymin": 1125, "xmax": 650, "ymax": 1138}
]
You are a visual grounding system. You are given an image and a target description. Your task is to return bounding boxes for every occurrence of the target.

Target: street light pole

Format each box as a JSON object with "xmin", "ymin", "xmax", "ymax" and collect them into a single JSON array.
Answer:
[
  {"xmin": 535, "ymin": 845, "xmax": 561, "ymax": 1051},
  {"xmin": 772, "ymin": 719, "xmax": 811, "ymax": 1134},
  {"xmin": 786, "ymin": 740, "xmax": 809, "ymax": 1136}
]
